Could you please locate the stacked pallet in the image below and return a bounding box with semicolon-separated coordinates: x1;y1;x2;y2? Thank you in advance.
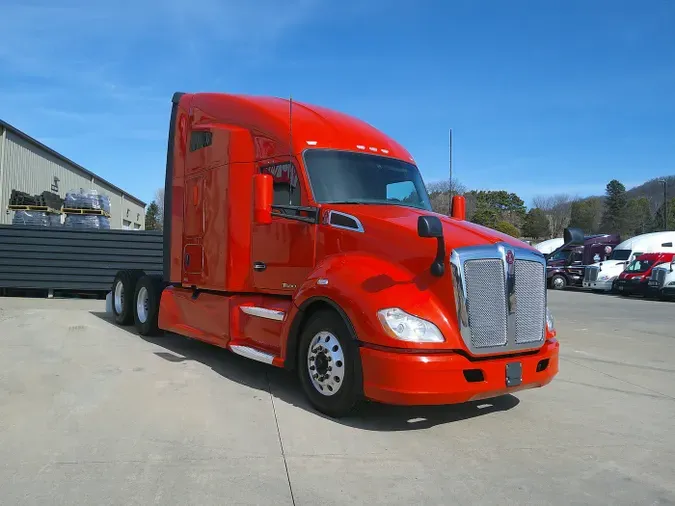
63;189;111;229
7;188;113;229
8;190;64;227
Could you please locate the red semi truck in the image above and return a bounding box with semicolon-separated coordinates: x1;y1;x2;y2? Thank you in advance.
111;91;560;417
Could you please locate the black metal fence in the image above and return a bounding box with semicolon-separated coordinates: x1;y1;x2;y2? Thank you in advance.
0;225;163;292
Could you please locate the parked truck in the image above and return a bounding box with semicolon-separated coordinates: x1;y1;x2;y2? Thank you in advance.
583;231;675;292
545;233;620;290
110;91;561;417
615;252;675;296
647;257;675;300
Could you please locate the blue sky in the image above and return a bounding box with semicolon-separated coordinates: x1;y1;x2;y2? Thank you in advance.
1;0;674;208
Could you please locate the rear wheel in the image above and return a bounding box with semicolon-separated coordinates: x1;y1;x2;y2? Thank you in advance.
112;270;144;325
551;275;567;290
297;309;363;418
133;275;164;336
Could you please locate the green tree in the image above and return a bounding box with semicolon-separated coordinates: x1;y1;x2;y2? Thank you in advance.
599;179;629;235
145;201;160;230
495;221;520;237
469;190;526;229
522;208;550;239
626;197;652;236
648;197;675;232
569;199;603;234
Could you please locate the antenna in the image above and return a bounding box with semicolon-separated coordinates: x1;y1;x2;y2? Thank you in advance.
288;95;293;205
289;95;293;160
448;128;453;215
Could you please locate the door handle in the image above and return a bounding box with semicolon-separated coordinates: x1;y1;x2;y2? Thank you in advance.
253;262;266;272
184;253;191;267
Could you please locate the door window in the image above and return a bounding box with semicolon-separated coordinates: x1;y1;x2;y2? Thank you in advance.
260;162;302;212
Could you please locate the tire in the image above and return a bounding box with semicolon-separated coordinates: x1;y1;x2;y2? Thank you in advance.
297;309;363;418
111;269;144;325
550;275;567;290
133;275;164;336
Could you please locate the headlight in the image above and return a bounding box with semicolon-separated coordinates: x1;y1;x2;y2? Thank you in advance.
668;281;675;286
546;307;555;333
377;308;444;343
599;275;608;280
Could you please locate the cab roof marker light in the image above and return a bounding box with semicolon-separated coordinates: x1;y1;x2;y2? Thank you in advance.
306;140;317;145
369;147;378;152
381;149;389;154
356;145;366;150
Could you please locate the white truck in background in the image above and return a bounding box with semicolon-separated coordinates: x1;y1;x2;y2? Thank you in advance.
583;231;675;292
647;258;675;300
534;237;564;255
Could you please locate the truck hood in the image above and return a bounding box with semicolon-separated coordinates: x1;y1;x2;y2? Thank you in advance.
330;204;536;252
589;260;627;271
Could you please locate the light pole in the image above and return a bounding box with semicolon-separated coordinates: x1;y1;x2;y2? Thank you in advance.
658;179;667;230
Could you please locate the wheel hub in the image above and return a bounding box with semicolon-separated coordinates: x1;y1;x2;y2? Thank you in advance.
307;331;345;397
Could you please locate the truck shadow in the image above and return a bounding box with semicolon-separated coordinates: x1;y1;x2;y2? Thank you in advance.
90;311;520;431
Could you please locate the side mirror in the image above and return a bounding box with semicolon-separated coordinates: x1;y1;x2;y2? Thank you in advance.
563;227;584;246
451;195;466;221
671;260;675;272
418;216;445;276
418;215;443;238
253;174;273;224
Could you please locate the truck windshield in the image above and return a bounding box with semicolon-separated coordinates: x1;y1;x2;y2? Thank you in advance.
303;149;432;211
609;249;631;261
626;259;654;272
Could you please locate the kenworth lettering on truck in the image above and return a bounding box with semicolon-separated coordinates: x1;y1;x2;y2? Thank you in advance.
110;92;561;417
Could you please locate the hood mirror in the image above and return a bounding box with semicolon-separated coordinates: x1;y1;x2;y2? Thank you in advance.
418;216;445;277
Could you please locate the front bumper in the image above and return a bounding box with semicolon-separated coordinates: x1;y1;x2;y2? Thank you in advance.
582;278;615;291
615;278;648;295
359;339;559;406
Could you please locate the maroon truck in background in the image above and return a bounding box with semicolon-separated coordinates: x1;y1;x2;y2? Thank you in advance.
546;233;621;290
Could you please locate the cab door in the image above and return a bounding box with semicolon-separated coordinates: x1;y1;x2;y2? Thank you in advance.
250;159;316;293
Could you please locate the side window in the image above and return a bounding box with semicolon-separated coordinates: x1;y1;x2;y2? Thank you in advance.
260;162;301;207
190;131;212;152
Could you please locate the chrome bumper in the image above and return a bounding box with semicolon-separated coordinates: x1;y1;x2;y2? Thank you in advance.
582;278;615;291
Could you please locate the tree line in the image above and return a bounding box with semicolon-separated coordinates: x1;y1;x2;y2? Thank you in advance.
427;177;674;240
144;177;673;240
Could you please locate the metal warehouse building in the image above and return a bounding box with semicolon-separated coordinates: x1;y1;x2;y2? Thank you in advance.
0;119;146;229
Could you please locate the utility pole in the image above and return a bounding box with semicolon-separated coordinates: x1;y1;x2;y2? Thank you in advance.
448;128;453;215
659;179;668;232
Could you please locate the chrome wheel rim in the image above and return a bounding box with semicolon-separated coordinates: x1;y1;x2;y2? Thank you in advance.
136;286;149;323
553;277;565;289
307;331;345;396
114;281;124;314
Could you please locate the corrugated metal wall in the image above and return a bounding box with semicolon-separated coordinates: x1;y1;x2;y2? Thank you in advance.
0;225;162;291
0;128;146;229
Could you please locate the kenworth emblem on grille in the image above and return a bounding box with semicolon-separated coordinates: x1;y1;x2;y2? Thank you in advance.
505;250;515;265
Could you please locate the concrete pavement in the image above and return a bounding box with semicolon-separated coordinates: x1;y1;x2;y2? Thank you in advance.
0;291;673;505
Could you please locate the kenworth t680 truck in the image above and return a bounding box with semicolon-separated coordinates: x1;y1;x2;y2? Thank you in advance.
111;92;560;417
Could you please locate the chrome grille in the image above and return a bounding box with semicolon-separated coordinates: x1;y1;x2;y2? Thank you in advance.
651;268;666;288
514;260;546;343
451;243;547;356
585;266;599;282
464;259;508;348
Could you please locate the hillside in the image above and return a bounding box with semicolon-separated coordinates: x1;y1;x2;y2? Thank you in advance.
426;174;675;240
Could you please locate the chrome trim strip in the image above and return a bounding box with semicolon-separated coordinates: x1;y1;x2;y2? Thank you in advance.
451;242;547;356
230;345;275;365
240;306;285;321
324;210;365;233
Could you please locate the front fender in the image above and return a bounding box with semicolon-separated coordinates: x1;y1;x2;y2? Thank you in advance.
293;253;463;351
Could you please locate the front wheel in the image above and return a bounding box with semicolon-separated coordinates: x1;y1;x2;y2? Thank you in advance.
550;275;567;290
297;310;363;418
